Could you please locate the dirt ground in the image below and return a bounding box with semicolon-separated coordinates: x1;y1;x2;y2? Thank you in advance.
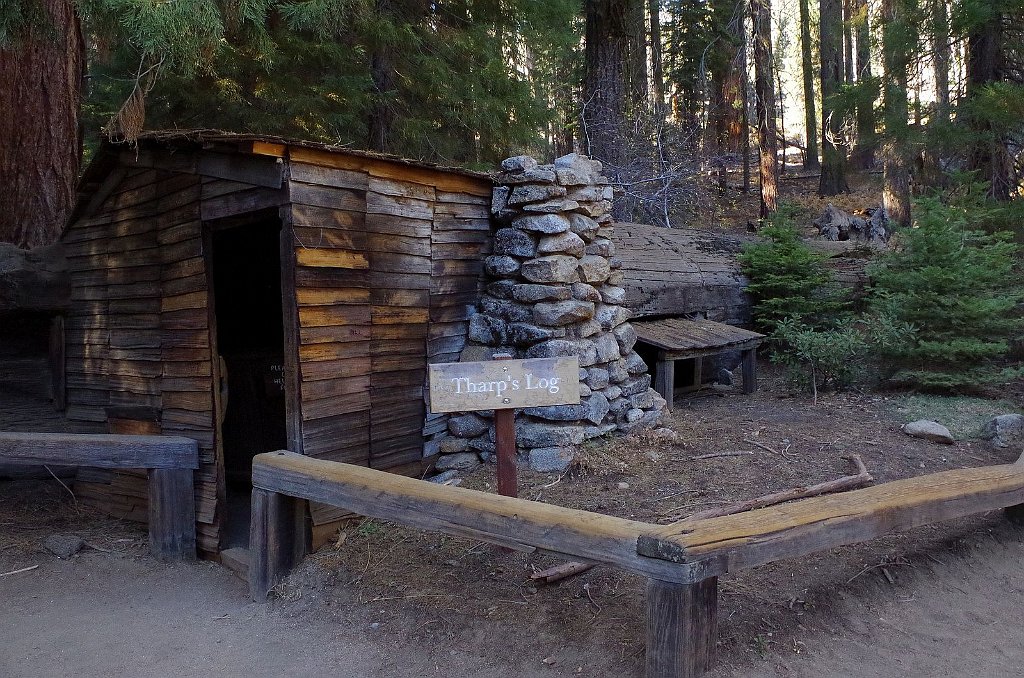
3;366;1023;677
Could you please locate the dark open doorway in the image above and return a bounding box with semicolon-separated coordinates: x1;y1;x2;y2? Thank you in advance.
209;215;287;550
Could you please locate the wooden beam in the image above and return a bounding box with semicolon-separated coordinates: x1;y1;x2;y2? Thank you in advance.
645;577;718;678
148;468;197;560
654;356;674;413
249;488;310;599
741;349;757;394
250;451;691;583
639;455;1024;580
0;432;198;469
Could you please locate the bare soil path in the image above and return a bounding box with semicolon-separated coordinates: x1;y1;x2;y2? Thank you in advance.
3;368;1024;677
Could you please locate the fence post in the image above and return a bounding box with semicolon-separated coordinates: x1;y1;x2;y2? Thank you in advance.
250;487;309;600
147;468;196;560
645;576;718;678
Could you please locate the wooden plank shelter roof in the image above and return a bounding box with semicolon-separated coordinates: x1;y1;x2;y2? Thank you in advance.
632;317;764;353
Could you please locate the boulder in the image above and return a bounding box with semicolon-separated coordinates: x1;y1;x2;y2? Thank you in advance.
481;297;532;323
513;213;571;234
981;414;1024;448
44;534;84;559
593;332;621;363
599;285;626;305
494;228;537;257
516;421;587;448
435;452;482;472
501;155;539;172
512;283;571;303
902;420;954;445
577;255;611;284
537;231;586;257
566;213;600;240
506;323;565;346
523;199;581;213
468;314;506;345
448;413;490;438
484;255;520;276
585;367;610;390
520;255;579;283
612;323;638;353
486;280;516;299
438;436;472;455
570;283;602;303
526;447;575;472
595;303;631;330
508;184;567;206
533;300;595;326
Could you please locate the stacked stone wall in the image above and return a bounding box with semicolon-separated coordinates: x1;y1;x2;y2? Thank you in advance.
434;153;665;473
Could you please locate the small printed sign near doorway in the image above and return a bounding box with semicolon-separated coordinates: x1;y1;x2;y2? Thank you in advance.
427;357;581;413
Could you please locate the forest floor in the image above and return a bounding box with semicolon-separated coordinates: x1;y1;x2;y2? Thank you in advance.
3;364;1023;677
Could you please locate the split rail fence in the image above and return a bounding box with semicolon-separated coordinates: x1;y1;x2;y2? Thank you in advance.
0;431;199;560
250;450;1024;678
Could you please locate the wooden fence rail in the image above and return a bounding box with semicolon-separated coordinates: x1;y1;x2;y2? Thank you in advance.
0;432;199;560
250;450;1024;678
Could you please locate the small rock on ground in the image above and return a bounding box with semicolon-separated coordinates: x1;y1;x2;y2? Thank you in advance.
981;414;1024;449
44;533;85;559
902;420;954;445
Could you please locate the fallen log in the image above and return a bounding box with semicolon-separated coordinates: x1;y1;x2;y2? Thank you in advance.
686;455;873;521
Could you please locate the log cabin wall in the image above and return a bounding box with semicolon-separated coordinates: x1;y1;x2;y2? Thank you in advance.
64;167;225;554
282;147;491;526
64;134;492;550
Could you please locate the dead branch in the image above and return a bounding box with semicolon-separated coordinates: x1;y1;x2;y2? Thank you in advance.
689;451;755;461
685;454;874;521
529;561;595;584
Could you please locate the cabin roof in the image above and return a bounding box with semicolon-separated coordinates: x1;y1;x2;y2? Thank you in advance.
71;129;493;226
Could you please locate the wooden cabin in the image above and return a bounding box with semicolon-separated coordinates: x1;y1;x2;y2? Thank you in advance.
62;131;493;556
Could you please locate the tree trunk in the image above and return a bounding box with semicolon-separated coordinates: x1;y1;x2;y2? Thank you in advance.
966;7;1011;200
843;0;854;83
649;0;666;116
798;0;821;170
741;35;752;195
584;0;632;216
850;0;876;168
818;0;848;195
881;0;912;228
0;0;84;248
626;0;649;114
932;0;950;124
367;0;399;153
752;0;779;218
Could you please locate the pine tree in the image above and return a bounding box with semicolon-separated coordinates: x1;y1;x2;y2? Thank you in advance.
881;0;914;228
798;0;821;170
868;181;1024;390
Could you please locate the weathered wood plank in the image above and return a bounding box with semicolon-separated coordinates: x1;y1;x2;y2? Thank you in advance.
249;488;309;599
295;248;370;270
250;451;688;583
638;456;1024;579
645;577;718;678
0;433;198;469
148;468;197;561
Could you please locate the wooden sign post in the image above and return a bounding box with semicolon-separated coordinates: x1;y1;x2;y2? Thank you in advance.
427;354;581;498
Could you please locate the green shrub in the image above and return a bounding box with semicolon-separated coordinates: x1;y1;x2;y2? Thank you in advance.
738;207;849;334
772;318;869;400
867;182;1024;390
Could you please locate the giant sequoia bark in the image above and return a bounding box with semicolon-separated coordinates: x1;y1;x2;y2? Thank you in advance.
881;0;912;228
0;0;84;248
966;8;1012;200
583;0;632;205
798;0;820;170
850;0;876;168
752;0;779;217
818;0;849;195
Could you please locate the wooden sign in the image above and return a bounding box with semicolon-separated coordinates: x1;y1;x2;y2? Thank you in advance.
427;357;581;414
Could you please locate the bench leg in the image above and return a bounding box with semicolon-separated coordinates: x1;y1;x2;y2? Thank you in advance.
1007;503;1024;526
646;576;718;678
250;488;309;600
147;468;196;561
741;349;757;394
655;356;675;412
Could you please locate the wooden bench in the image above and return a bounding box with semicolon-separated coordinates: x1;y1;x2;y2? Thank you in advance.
249;450;1024;678
632;318;765;410
0;432;199;560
